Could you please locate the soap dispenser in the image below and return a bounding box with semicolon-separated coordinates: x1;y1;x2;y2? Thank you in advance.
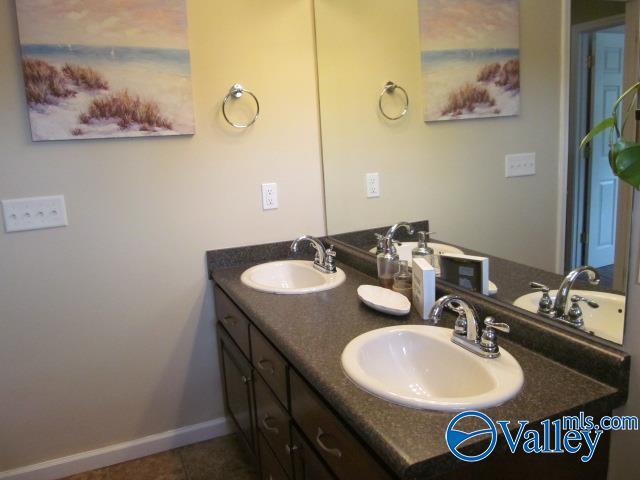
393;260;413;300
412;231;435;265
377;243;399;289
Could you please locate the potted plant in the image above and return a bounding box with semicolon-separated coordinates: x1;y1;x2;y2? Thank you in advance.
581;81;640;189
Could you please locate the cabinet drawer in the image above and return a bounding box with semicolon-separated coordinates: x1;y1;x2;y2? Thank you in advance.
215;286;251;359
290;371;391;480
259;432;289;480
291;426;336;480
255;374;293;478
251;325;288;408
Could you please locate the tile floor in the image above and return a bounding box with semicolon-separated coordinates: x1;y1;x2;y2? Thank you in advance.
60;434;258;480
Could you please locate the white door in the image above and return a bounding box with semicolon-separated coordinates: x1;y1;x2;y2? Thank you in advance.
586;30;625;268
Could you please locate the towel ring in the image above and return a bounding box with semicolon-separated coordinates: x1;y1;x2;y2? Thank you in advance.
378;81;409;120
222;84;260;128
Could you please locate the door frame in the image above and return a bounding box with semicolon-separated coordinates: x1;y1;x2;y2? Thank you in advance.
565;13;627;278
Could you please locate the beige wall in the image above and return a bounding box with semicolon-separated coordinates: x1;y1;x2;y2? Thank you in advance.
0;0;324;472
316;0;563;271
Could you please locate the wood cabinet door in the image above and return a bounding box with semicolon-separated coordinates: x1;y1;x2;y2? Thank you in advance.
218;323;256;453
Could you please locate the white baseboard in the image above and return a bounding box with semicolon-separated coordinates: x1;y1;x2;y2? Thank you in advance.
0;417;232;480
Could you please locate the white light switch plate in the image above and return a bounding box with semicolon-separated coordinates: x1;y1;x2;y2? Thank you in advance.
505;153;536;178
366;173;380;198
261;183;278;210
2;195;69;233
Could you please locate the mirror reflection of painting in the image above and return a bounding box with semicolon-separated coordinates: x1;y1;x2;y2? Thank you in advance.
419;0;521;121
15;0;195;141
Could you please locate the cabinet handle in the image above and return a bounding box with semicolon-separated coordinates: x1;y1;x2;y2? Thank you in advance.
261;415;280;435
222;315;238;325
241;375;251;384
257;358;275;375
285;443;299;456
315;427;342;458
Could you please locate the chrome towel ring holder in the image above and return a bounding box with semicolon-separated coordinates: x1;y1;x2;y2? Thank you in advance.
378;81;409;120
222;84;260;128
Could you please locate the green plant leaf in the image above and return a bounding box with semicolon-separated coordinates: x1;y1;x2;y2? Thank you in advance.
611;81;640;117
580;117;615;150
613;143;640;189
609;140;634;174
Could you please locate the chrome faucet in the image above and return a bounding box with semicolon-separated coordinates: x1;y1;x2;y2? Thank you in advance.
290;235;337;274
375;222;415;258
553;266;600;316
530;266;600;328
428;295;510;358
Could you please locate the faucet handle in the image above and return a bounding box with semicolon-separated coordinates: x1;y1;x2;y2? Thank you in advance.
566;295;598;327
529;281;550;293
530;282;554;315
570;294;599;309
480;317;509;356
484;316;510;333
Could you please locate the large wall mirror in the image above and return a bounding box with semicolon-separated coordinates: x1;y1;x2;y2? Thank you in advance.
315;0;635;345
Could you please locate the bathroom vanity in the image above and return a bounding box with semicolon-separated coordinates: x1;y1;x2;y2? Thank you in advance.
207;240;629;480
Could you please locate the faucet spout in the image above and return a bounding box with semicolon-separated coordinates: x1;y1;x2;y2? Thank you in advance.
291;235;326;265
553;266;600;316
290;235;337;274
379;222;415;255
428;294;480;341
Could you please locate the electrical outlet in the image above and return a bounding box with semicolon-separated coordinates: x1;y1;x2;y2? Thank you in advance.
261;183;278;210
505;153;536;178
2;195;69;233
366;173;380;198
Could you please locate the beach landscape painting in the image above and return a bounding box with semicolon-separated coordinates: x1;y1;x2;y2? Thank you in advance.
419;0;520;122
15;0;195;141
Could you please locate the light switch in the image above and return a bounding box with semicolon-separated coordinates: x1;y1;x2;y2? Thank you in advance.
505;153;536;178
2;195;68;233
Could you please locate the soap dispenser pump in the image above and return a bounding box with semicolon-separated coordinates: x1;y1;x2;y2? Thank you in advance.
412;231;435;264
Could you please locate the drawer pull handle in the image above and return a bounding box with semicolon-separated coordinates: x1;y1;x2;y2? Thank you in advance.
222;315;238;325
285;443;299;455
257;358;275;375
316;427;342;458
261;415;280;435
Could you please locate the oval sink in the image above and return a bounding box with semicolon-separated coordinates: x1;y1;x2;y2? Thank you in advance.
341;325;523;411
513;290;625;344
241;260;346;295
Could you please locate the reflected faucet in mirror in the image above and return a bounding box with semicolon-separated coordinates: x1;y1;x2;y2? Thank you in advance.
530;266;601;328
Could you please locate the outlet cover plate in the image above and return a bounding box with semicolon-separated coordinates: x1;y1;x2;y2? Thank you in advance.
261;183;278;210
366;173;380;198
2;195;69;233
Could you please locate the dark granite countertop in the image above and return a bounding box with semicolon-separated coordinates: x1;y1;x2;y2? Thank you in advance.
209;259;621;479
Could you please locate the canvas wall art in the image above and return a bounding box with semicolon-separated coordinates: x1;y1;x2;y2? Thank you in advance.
419;0;520;122
15;0;195;141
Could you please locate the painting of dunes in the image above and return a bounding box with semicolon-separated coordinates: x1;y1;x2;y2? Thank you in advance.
419;0;520;122
15;0;195;141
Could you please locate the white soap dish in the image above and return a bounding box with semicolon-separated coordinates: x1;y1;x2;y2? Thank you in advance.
357;285;411;316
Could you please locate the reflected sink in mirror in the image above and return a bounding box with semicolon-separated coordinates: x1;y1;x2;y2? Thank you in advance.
341;325;523;411
513;290;625;344
241;260;346;295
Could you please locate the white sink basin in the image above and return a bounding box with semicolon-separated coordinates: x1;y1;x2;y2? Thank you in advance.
513;290;625;344
341;325;523;411
241;260;346;295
